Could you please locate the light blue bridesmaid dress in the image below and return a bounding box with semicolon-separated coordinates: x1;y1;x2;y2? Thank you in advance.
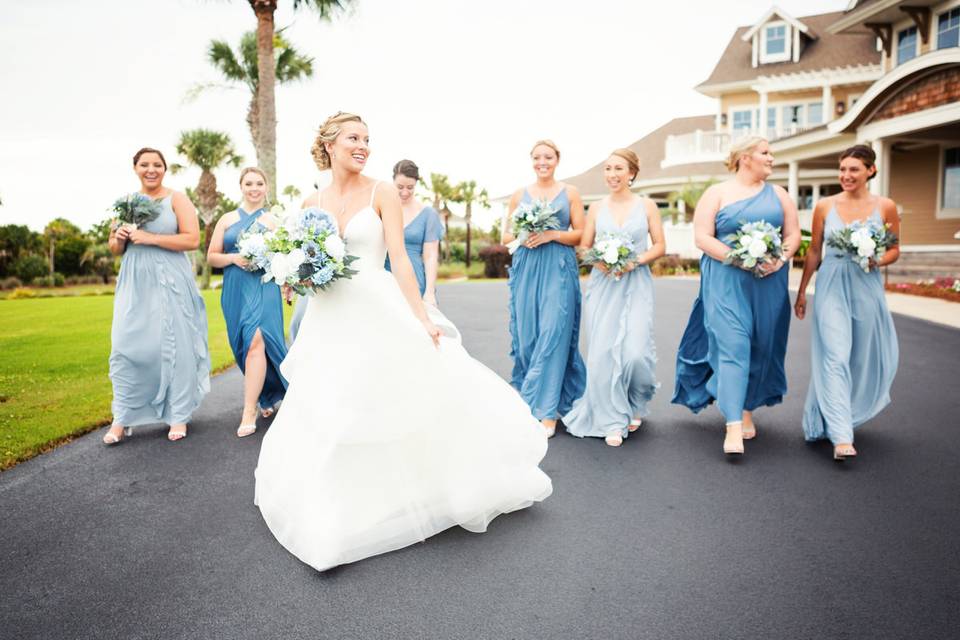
221;208;288;410
563;199;658;439
802;207;898;444
672;183;790;423
508;188;587;421
109;194;210;426
384;206;444;296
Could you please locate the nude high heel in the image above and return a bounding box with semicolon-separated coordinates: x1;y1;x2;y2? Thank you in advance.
724;421;744;455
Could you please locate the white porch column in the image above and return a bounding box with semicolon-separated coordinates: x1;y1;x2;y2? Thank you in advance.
811;183;821;206
759;90;768;137
715;104;722;131
871;138;890;196
788;161;800;204
677;198;686;220
822;84;833;122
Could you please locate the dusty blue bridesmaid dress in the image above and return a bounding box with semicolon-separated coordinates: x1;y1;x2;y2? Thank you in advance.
672;183;790;423
802;207;898;444
109;194;210;426
508;188;587;421
384;206;444;296
563;200;658;439
221;208;288;410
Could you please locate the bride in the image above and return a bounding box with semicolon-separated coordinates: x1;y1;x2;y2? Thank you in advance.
254;112;553;572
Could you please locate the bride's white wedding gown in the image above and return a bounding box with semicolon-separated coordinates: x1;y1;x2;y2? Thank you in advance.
254;195;552;572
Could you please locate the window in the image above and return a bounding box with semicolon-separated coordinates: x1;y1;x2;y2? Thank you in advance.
782;104;804;132
944;147;960;211
797;186;814;210
808;103;823;125
732;110;753;131
765;25;786;55
939;8;960;49
897;26;917;65
767;107;777;131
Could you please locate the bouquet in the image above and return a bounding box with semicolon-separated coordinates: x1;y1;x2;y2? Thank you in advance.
506;199;562;254
241;207;358;295
235;204;288;272
826;219;897;272
723;220;784;278
581;232;637;281
110;193;163;231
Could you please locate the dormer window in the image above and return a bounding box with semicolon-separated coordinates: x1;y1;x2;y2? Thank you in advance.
760;21;791;63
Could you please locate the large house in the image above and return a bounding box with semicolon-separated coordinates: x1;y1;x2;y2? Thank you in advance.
563;2;960;275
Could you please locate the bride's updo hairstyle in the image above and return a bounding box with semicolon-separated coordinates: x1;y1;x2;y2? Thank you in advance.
311;111;365;171
610;148;640;184
725;135;767;172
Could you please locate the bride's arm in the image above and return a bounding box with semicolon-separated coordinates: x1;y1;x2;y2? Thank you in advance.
378;183;441;344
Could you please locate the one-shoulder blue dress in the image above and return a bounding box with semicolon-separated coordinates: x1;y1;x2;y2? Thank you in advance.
508;188;587;421
563;200;658;439
109;194;210;426
802;207;898;444
673;183;790;423
384;206;444;296
221;207;288;410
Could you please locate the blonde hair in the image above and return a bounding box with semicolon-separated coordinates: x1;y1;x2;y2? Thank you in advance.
610;148;640;183
311;111;365;171
725;135;767;172
238;166;267;185
530;139;561;160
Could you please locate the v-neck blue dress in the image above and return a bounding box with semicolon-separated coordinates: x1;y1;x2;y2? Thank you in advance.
384;206;444;296
802;206;898;445
221;207;288;409
672;183;790;423
508;188;587;421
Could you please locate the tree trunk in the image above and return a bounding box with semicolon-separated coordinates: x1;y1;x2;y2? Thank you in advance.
252;1;278;202
247;92;261;165
465;203;472;268
196;169;219;290
48;239;55;276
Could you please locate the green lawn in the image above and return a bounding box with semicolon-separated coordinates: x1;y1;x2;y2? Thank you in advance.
0;290;280;470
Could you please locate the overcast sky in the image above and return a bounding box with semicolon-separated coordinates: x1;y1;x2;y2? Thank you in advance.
0;0;847;231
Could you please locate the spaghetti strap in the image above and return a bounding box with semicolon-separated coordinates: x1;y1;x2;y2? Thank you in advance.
369;181;380;207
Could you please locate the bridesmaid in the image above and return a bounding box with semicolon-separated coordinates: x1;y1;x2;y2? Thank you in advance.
384;159;443;305
672;136;800;455
104;147;211;444
794;145;899;460
563;149;665;446
207;167;289;437
502;140;587;437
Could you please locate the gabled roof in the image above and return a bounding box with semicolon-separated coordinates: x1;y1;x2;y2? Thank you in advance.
698;11;880;91
741;5;813;41
562;115;724;197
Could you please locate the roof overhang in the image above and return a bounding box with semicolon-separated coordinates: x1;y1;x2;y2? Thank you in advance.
829;48;960;134
829;0;940;35
741;5;813;41
750;63;883;92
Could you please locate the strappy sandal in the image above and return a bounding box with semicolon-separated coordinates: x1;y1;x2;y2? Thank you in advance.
260;406;275;419
237;424;257;438
167;425;188;442
742;422;757;440
103;425;131;446
605;430;624;447
724;422;744;455
833;444;857;461
628;418;642;433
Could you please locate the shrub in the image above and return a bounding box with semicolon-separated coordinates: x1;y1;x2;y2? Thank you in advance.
447;241;482;264
30;273;65;288
6;287;37;300
13;255;49;282
0;276;23;290
650;255;700;276
64;274;104;286
478;244;512;278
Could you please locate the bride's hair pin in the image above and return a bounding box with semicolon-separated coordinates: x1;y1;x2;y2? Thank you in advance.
311;111;365;171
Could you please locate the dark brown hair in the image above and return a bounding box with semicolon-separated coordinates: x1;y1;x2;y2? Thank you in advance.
393;159;420;181
839;144;877;180
133;147;167;170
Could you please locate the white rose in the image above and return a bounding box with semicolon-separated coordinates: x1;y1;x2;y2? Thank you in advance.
287;247;306;269
269;253;293;283
739;235;753;248
748;237;768;259
602;247;620;264
857;238;877;257
324;235;346;261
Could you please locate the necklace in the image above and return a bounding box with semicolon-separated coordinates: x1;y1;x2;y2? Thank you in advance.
321;183;364;216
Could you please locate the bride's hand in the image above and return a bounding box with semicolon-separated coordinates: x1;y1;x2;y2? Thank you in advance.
421;318;441;348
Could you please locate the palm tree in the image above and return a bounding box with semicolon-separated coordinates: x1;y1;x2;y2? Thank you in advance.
668;180;715;224
424;172;454;260
282;184;301;203
245;0;352;199
43;218;81;276
450;180;489;268
172;129;244;289
194;29;313;187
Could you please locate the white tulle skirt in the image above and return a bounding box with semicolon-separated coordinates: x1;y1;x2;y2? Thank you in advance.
254;269;552;572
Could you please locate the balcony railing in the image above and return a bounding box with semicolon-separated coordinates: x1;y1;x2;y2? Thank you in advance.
663;125;821;168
